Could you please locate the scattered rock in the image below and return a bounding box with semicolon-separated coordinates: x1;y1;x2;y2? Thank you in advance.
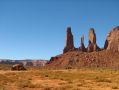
11;64;26;71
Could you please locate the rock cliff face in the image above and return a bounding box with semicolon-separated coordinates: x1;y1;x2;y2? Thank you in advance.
63;27;74;53
87;28;100;52
104;26;119;52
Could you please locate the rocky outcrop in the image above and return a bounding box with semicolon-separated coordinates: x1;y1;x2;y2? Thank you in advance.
80;34;86;51
47;50;118;68
104;26;119;52
63;27;74;53
87;28;100;52
11;64;26;71
47;25;119;68
63;27;101;53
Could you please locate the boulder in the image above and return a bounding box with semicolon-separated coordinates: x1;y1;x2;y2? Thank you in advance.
87;28;100;52
11;64;26;71
104;26;119;52
63;27;74;53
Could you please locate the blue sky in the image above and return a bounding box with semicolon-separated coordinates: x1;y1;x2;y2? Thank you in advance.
0;0;119;60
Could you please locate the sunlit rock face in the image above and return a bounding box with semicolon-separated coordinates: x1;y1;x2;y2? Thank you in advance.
104;26;119;52
87;28;100;52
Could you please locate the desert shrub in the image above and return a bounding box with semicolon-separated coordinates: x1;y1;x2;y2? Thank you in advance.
112;85;118;89
59;84;73;90
65;66;73;69
95;76;112;83
28;84;42;88
45;74;49;77
67;80;73;84
16;80;30;88
77;83;83;87
43;87;52;90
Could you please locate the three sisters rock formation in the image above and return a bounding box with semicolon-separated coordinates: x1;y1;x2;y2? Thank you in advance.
48;26;119;68
63;26;119;53
63;27;101;53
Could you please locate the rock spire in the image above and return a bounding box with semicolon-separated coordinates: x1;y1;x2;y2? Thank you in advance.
87;28;100;52
63;27;74;53
80;34;86;51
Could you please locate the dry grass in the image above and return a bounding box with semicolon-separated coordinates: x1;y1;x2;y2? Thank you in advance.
0;64;12;70
0;66;119;90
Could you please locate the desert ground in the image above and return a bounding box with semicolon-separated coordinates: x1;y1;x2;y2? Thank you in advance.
0;64;119;90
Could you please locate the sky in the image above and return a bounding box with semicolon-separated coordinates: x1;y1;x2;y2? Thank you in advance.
0;0;119;60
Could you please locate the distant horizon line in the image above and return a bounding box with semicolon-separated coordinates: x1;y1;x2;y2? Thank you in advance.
0;59;49;60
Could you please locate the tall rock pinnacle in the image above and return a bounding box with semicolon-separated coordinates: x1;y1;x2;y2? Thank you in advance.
104;26;119;52
80;34;86;51
87;28;100;52
89;28;96;44
63;27;74;53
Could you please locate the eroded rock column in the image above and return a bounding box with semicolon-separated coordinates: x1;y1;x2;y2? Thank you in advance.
63;27;74;53
80;34;86;51
87;28;99;52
